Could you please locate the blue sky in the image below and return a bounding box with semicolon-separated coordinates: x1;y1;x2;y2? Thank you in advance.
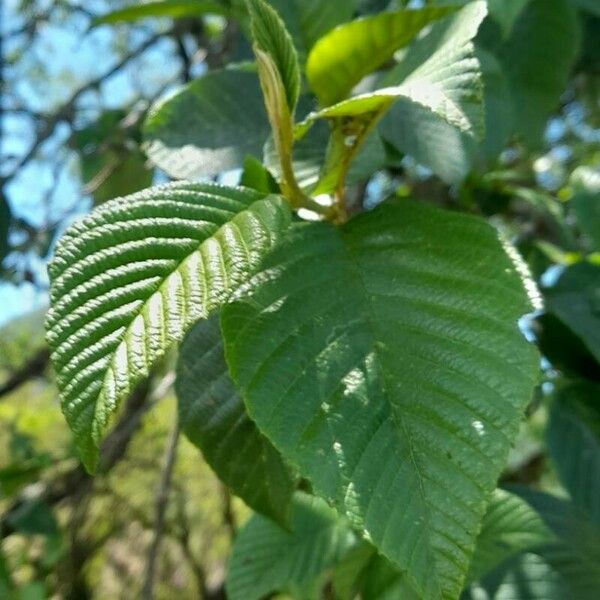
1;0;181;325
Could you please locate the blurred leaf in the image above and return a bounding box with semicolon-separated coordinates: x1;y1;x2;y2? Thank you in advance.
143;69;269;179
239;155;280;193
467;489;554;582
513;488;600;599
548;382;600;524
543;262;600;363
306;6;456;106
92;0;228;25
0;458;50;498
269;0;356;63
498;0;580;146
570;166;600;252
176;316;295;526
6;500;58;537
226;492;356;600
576;0;600;16
532;313;600;381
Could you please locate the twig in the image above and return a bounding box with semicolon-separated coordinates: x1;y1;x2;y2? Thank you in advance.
0;347;50;399
142;416;181;599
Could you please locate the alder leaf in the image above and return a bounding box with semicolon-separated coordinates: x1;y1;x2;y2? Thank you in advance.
46;182;291;471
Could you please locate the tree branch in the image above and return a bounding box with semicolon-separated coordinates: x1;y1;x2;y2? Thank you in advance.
142;416;180;599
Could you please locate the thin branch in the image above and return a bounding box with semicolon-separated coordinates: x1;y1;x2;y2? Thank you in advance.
0;347;50;399
1;31;167;186
142;416;181;600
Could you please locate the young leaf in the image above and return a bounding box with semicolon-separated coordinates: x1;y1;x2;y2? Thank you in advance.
92;0;228;26
222;199;539;599
176;316;295;525
143;69;269;180
46;182;291;472
306;6;457;107
547;383;600;525
226;492;356;600
247;0;301;112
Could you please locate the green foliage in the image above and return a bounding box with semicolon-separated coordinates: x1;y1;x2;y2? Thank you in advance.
46;182;291;470
93;0;228;26
143;69;269;179
0;194;10;266
36;0;600;598
306;6;456;107
176;316;294;525
221;199;539;599
226;492;356;600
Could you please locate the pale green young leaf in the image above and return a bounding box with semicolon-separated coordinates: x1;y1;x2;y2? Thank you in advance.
46;182;291;472
222;199;539;599
176;316;295;525
247;0;301;111
297;2;487;140
143;69;269;180
306;6;457;107
226;492;356;600
92;0;228;26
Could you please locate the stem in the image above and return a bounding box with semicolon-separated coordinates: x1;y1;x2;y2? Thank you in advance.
142;417;180;600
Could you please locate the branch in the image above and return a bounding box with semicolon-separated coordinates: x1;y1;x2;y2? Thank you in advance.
142;416;180;600
0;347;50;399
1;31;167;186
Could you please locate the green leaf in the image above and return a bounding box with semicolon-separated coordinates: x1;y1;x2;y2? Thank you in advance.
226;492;356;600
486;0;529;36
306;6;456;107
46;182;291;471
6;500;58;537
513;488;600;599
463;553;571;600
576;0;600;17
570;166;600;252
176;315;295;525
247;0;301;111
269;0;356;63
547;382;600;525
497;0;580;146
240;155;280;194
222;198;539;599
92;0;228;26
143;69;269;180
265;120;388;193
542;262;600;364
468;489;554;582
297;0;487;186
